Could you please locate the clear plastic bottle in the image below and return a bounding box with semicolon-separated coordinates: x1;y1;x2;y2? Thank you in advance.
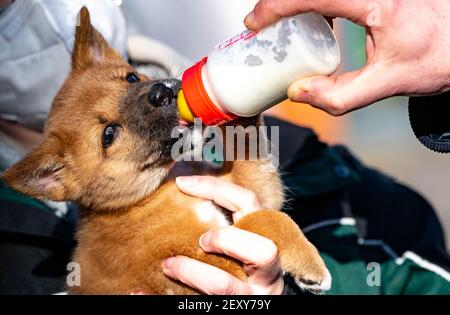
177;12;340;125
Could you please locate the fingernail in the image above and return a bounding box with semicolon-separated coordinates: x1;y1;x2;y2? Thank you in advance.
176;176;199;187
288;79;314;103
244;11;255;27
289;89;310;103
163;257;175;270
199;232;213;249
291;78;313;93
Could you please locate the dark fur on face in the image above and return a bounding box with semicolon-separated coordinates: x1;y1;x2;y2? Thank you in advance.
119;79;181;170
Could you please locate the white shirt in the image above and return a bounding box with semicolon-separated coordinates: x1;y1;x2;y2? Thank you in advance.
0;0;127;131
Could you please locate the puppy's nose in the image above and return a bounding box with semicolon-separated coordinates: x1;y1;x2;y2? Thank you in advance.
148;83;175;107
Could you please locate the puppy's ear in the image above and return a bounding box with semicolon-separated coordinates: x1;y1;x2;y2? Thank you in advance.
72;6;123;70
3;138;67;201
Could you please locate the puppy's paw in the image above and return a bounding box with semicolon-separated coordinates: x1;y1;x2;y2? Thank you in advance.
291;267;332;294
285;245;332;295
233;210;332;294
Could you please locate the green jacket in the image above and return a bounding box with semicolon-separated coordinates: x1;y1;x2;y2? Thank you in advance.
267;117;450;294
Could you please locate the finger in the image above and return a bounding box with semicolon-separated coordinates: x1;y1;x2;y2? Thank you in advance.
245;0;369;30
162;256;250;295
199;226;281;286
287;63;396;115
176;176;261;218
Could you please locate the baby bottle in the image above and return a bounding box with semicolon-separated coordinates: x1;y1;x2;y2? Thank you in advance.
177;12;340;125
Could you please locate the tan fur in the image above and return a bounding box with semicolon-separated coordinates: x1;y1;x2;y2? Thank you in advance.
3;7;330;294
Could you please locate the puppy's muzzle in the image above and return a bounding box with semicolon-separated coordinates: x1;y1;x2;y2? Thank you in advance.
148;80;180;107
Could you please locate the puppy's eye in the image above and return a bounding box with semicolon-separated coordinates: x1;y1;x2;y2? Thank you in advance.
102;124;118;149
126;72;140;84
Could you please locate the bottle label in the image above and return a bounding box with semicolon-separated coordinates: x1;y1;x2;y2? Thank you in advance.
214;30;259;51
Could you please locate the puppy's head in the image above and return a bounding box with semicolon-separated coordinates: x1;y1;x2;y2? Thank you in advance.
3;7;181;211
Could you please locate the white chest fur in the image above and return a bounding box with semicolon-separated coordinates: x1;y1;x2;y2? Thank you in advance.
194;201;231;227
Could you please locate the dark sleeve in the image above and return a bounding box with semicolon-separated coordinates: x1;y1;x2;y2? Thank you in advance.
0;181;76;294
343;149;450;272
408;92;450;153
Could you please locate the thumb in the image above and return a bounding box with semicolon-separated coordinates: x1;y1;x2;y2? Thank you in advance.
287;65;394;115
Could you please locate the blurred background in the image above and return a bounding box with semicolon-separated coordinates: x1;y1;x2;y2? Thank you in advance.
121;0;449;246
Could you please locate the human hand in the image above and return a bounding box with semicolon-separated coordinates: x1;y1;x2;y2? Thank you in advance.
245;0;450;115
161;176;284;295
